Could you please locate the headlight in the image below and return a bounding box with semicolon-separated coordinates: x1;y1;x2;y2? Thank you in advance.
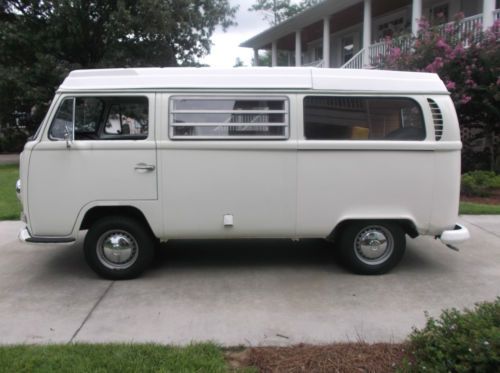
16;179;21;194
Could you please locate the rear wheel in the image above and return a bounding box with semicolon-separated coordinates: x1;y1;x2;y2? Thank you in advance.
338;221;405;275
84;216;155;280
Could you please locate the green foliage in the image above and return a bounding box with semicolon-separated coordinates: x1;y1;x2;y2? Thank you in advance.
400;299;500;373
375;16;500;172
0;0;237;134
253;49;292;66
0;164;21;220
0;128;27;153
0;343;232;372
249;0;320;25
234;57;245;67
461;170;500;197
459;202;500;215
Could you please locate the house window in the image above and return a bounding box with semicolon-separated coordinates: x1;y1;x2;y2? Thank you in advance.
303;96;426;140
430;3;449;24
169;97;289;139
49;96;148;140
376;17;406;40
313;46;323;61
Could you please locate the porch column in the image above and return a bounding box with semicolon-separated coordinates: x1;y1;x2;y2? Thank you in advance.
295;30;302;67
322;16;330;68
411;0;422;35
362;0;372;66
271;41;278;67
482;0;495;30
253;49;259;66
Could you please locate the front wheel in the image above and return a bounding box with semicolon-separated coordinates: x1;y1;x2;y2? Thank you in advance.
84;216;155;280
338;221;405;275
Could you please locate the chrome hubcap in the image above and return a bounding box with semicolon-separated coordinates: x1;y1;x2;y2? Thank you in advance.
354;226;394;265
96;230;138;269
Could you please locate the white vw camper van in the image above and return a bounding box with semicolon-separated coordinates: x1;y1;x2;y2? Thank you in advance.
16;67;469;279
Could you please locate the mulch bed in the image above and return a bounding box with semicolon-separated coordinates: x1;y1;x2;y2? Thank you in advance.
226;343;409;372
461;189;500;205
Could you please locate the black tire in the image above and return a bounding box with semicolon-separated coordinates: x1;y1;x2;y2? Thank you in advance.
84;215;155;280
338;221;405;275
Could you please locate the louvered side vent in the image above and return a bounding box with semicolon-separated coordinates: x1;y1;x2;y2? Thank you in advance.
428;98;443;141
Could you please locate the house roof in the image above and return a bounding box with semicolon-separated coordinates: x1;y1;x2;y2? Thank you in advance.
58;67;448;94
240;0;358;49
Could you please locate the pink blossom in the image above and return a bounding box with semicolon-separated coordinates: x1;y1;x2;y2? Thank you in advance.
453;12;464;22
461;95;472;105
453;43;465;55
418;17;430;30
436;38;448;49
496;78;500;87
390;47;401;58
445;23;454;34
446;81;456;90
426;57;444;72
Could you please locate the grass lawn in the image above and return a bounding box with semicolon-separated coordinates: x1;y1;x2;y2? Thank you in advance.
0;343;248;373
459;201;500;215
0;164;21;220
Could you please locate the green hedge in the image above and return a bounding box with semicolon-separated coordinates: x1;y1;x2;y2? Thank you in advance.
401;299;500;372
461;171;500;197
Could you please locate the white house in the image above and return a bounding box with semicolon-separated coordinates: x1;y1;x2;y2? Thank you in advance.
240;0;500;68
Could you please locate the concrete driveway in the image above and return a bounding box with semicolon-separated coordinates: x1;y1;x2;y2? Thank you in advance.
0;216;499;346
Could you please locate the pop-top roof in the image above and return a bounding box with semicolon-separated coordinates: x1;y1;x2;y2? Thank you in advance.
58;67;448;94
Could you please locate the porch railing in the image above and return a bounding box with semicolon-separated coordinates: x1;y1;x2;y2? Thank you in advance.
340;49;365;69
341;34;412;69
302;59;324;67
494;9;500;21
342;13;487;69
436;13;483;46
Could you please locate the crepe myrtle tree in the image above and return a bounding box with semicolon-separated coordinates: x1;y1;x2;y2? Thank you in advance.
375;14;500;172
0;0;237;145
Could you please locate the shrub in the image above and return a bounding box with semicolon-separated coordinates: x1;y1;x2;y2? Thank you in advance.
461;171;500;197
0;128;27;153
375;17;500;172
401;299;500;373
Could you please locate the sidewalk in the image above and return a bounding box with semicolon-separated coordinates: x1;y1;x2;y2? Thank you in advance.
0;154;19;165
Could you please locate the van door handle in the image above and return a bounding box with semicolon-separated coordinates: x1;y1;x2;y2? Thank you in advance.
134;163;156;171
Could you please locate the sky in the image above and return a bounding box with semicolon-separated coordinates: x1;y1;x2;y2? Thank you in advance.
200;0;270;67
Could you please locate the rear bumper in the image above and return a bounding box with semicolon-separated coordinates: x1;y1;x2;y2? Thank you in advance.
19;227;75;244
439;224;470;244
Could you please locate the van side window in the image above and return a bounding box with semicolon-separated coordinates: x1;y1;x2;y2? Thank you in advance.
103;100;148;137
304;97;426;141
49;96;148;140
169;97;289;139
75;98;104;139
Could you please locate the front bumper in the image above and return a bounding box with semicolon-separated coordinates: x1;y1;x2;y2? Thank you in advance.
439;224;470;245
19;227;75;244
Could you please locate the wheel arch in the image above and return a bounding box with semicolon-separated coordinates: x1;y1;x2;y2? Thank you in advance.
79;205;156;238
328;218;419;241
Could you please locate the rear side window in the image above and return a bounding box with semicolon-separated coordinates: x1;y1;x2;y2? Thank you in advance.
304;97;425;140
49;96;148;140
169;97;289;139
